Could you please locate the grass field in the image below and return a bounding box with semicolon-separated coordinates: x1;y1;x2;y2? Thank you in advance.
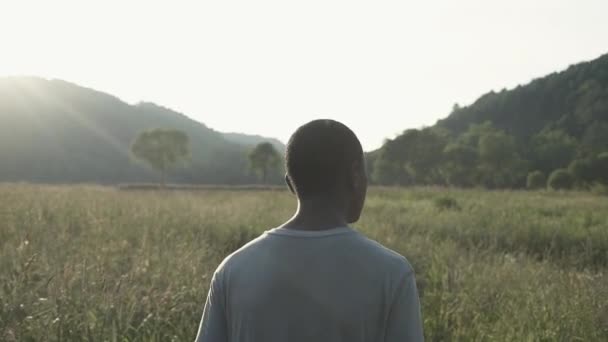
1;185;607;341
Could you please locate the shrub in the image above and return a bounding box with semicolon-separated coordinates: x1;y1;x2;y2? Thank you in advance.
433;196;461;211
597;152;608;184
568;159;594;186
548;169;574;190
590;182;608;196
526;171;546;189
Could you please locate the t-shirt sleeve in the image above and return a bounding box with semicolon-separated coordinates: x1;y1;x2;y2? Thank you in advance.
195;271;228;342
385;270;424;342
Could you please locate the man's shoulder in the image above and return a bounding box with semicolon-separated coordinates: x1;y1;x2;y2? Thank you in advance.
214;228;414;276
214;233;270;273
352;232;414;274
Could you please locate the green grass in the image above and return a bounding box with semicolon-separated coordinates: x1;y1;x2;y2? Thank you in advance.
1;185;607;341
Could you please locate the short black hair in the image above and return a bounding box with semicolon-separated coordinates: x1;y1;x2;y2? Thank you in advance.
286;119;364;198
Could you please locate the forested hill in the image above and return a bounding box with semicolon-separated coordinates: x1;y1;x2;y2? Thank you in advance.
0;77;284;184
221;132;286;154
437;53;608;140
372;53;608;189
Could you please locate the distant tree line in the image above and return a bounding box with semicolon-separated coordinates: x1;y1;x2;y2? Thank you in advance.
369;53;608;190
132;129;281;186
369;123;608;190
3;52;608;188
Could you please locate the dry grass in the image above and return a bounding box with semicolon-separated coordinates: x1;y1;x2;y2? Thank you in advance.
1;185;606;341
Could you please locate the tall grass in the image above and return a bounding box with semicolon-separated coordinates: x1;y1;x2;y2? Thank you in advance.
0;185;606;341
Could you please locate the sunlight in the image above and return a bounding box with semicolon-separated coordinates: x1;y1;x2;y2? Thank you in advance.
2;0;607;150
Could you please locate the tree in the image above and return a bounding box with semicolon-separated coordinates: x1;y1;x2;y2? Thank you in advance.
458;121;501;147
478;131;517;164
548;169;575;190
596;152;608;184
581;122;608;155
364;150;379;182
440;143;477;186
372;155;414;186
531;129;577;174
375;128;447;185
249;142;280;184
568;153;608;186
477;130;526;188
131;128;190;186
372;157;397;185
568;158;595;187
372;137;412;186
526;171;546;190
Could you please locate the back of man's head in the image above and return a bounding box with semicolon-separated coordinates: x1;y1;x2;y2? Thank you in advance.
285;119;364;199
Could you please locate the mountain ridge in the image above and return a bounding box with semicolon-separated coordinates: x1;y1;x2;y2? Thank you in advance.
0;77;284;184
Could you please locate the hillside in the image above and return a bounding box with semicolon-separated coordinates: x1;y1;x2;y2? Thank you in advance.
372;53;608;188
221;132;285;153
437;53;608;142
0;77;283;184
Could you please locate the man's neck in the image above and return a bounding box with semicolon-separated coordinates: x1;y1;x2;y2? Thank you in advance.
280;197;349;231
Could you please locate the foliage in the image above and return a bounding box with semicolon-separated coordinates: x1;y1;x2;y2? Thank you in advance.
548;169;575;190
440;143;477;187
131;129;190;185
526;171;546;189
581;121;608;154
248;142;281;183
369;53;608;189
568;158;594;187
433;196;461;211
531;129;577;174
1;185;607;341
597;152;608;184
476;130;526;188
372;149;410;186
372;128;447;185
590;182;608;196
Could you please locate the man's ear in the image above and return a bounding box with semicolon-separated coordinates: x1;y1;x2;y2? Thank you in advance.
285;174;296;195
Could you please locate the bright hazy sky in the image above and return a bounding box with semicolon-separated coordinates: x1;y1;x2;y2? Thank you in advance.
1;0;607;151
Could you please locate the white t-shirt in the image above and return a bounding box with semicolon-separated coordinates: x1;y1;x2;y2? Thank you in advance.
196;226;424;342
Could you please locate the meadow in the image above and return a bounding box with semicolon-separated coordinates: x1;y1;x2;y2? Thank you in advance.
1;184;607;341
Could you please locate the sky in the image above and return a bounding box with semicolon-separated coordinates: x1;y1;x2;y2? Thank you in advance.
1;0;607;151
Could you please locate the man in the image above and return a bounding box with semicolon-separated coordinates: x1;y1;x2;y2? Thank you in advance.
195;119;424;342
